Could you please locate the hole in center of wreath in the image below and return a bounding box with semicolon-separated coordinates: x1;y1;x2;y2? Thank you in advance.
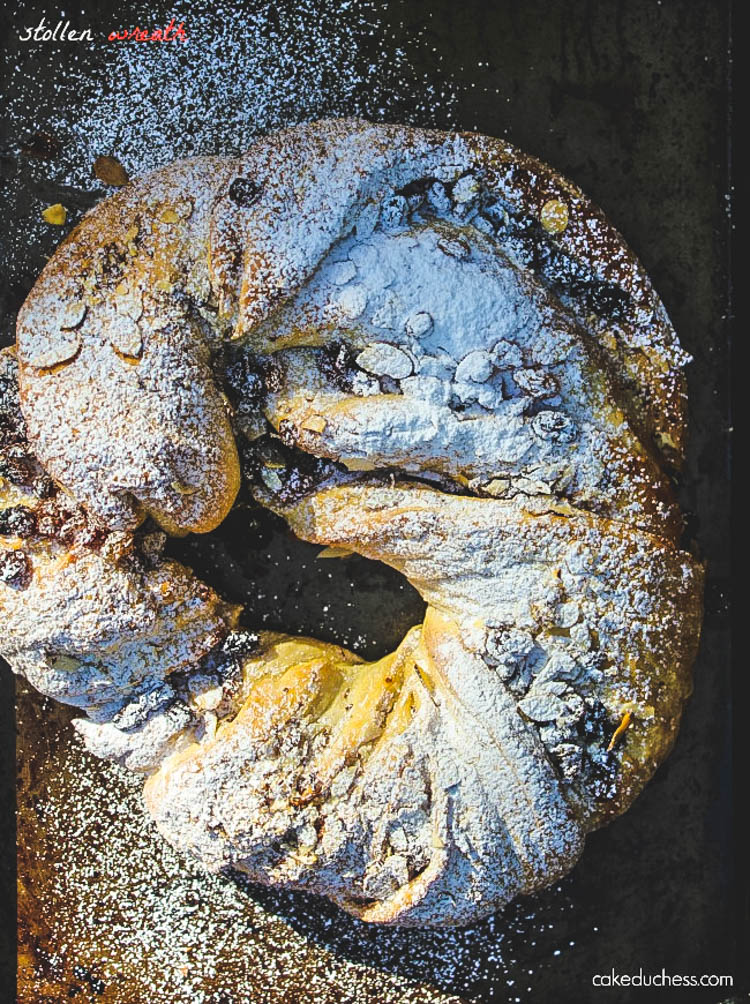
165;499;426;662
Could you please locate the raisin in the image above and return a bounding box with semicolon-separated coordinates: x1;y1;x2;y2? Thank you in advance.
277;455;338;504
0;449;34;486
228;177;263;207
72;965;104;995
96;242;128;285
221;630;260;658
31;475;56;499
319;339;356;393
277;419;298;447
578;281;629;318
0;414;23;448
224;354;264;405
395;176;435;198
0;506;37;538
261;355;286;394
0;550;32;589
578;697;610;743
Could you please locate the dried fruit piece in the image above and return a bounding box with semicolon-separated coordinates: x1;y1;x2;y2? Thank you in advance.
540;199;569;234
171;481;199;496
301;415;327;434
0;506;37;538
0;549;32;589
93;156;129;187
228;177;262;207
160;208;179;224
607;711;632;751
41;204;67;226
380;194;408;230
531;410;577;443
513;367;559;399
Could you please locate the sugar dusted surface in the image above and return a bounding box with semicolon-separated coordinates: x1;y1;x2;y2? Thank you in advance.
1;0;463;296
7;118;704;931
18;687;587;1004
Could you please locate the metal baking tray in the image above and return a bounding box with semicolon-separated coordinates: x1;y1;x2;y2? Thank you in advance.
1;1;738;1001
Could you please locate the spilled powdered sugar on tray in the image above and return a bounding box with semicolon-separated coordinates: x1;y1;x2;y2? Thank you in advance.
29;1;460;186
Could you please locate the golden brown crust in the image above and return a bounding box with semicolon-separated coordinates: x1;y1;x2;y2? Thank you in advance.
16;157;240;534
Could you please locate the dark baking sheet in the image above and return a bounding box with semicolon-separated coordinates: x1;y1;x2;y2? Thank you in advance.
0;1;739;1001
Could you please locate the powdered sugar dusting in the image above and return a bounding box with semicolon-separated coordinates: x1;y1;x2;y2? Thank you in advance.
18;688;586;1003
8;119;703;931
1;0;465;302
4;11;706;991
2;1;461;190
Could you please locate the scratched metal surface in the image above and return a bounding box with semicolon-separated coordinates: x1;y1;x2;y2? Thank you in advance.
0;1;736;1001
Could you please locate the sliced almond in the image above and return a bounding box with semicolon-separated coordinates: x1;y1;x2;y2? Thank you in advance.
109;317;143;359
175;198;194;220
316;546;354;559
540;199;569;234
437;235;470;259
171;480;199;496
60;301;87;330
28;329;81;369
356;343;413;380
482;478;511;497
115;291;144;322
342;457;374;472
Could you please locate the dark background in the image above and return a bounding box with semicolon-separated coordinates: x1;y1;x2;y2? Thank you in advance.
0;1;739;1001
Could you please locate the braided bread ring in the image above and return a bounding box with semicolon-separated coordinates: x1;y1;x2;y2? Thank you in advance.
4;120;703;926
